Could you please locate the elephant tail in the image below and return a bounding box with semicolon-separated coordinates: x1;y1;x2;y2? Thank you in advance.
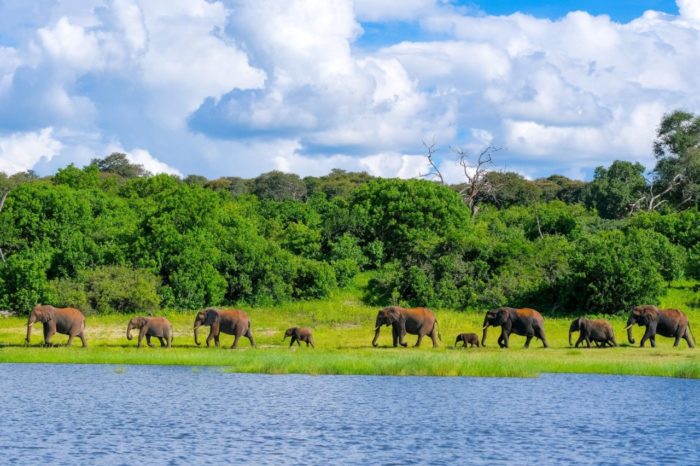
689;324;696;345
435;320;442;341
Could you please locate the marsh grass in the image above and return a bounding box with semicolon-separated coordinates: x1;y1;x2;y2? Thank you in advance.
1;279;698;378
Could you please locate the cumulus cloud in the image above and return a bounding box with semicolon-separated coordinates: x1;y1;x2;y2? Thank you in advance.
0;0;699;180
0;128;62;174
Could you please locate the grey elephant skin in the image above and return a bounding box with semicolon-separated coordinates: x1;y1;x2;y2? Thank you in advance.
482;307;548;348
127;316;173;348
372;306;441;348
626;305;695;348
283;327;315;348
26;304;87;347
194;308;256;349
455;332;480;348
569;317;616;348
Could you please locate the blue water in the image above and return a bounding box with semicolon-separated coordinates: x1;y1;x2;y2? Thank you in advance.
0;365;698;465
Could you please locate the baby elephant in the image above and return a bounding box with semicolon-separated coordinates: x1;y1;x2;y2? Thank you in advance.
127;316;173;348
569;317;616;348
283;327;315;348
455;332;480;348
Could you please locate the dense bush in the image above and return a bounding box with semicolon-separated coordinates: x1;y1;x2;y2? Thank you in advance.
0;155;696;315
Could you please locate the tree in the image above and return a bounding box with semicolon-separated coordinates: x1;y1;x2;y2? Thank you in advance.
252;171;307;201
586;160;647;219
0;188;8;263
91;153;150;178
652;110;700;208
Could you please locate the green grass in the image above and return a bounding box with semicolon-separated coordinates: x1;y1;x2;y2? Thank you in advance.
1;276;699;378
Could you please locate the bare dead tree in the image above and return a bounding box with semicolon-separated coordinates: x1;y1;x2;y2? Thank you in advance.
452;145;501;218
419;139;444;185
0;188;8;264
629;173;688;214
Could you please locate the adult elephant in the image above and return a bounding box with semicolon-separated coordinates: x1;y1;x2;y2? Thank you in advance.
626;305;695;348
371;306;441;348
127;316;173;348
569;317;616;348
482;307;548;348
194;308;256;349
25;304;87;347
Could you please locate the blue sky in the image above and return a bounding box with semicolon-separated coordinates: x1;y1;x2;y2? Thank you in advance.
0;0;699;181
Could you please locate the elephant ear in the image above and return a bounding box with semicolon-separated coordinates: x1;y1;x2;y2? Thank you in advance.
387;307;402;322
204;309;219;326
497;308;510;324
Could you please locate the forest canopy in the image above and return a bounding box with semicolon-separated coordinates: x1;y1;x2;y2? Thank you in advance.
0;112;698;315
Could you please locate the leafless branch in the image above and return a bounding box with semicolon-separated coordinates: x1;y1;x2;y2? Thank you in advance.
452;145;501;218
419;139;444;184
629;173;685;215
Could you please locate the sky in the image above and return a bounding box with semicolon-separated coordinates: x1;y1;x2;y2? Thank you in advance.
0;0;699;182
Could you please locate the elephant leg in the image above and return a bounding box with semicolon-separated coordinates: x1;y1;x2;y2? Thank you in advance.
138;328;147;348
296;338;301;347
158;337;166;347
44;325;56;347
414;333;424;347
391;327;398;347
683;328;695;348
674;333;682;347
289;336;296;347
524;334;533;348
500;331;509;348
231;334;241;349
245;329;256;348
214;334;220;347
610;337;617;347
429;328;438;348
585;336;591;348
399;328;408;347
309;337;315;349
147;335;155;348
65;333;75;347
650;335;656;348
640;327;654;347
206;329;214;348
536;328;549;348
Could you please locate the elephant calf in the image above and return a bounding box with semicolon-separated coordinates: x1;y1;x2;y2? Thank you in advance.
127;316;173;348
455;332;480;348
569;317;616;348
283;327;315;348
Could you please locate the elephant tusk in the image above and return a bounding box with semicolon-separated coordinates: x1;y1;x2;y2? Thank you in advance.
482;325;489;330
625;324;633;330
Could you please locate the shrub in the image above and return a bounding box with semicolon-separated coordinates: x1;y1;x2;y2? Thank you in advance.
84;266;161;313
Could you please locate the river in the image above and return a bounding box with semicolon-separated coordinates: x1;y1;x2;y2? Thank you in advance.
0;364;698;465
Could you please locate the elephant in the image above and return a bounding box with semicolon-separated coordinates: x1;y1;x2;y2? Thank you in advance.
569;317;616;348
127;316;173;348
455;332;480;348
283;327;315;348
626;305;695;348
482;307;548;348
371;306;441;348
194;308;256;349
25;304;87;347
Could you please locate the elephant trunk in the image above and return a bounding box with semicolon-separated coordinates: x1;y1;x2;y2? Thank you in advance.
481;324;489;347
372;326;381;347
25;316;34;344
126;321;134;340
568;329;573;346
194;323;201;346
626;319;635;344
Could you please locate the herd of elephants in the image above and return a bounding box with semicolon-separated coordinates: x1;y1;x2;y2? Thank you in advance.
22;303;696;350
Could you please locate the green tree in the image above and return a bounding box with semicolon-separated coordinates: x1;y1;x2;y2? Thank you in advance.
91;153;150;178
587;160;647;219
653;110;700;208
252;171;307;201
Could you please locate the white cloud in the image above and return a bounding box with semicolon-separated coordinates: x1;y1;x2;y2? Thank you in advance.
124;148;182;176
1;0;699;180
678;0;700;21
0;128;62;174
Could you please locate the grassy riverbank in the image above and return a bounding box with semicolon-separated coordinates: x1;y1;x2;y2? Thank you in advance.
1;278;698;378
